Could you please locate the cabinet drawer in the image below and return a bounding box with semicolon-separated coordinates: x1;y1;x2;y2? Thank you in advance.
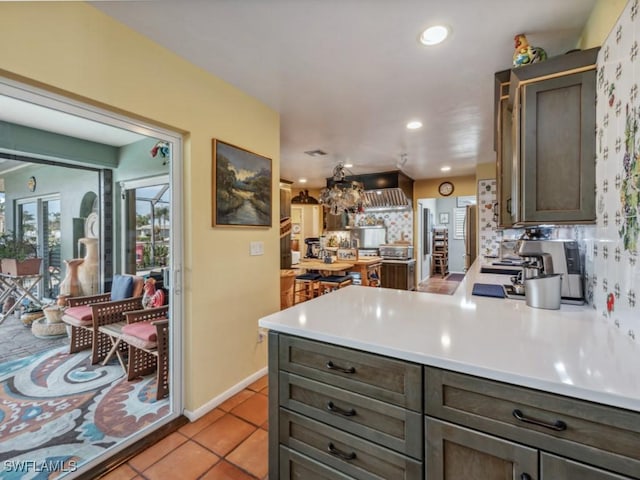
280;409;422;480
280;372;422;458
425;367;640;478
541;453;635;480
280;445;354;480
279;335;422;411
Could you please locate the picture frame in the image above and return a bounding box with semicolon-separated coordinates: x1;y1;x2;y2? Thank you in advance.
212;139;272;227
439;212;449;224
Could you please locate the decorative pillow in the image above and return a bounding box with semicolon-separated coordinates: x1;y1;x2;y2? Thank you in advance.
110;274;134;301
122;321;158;342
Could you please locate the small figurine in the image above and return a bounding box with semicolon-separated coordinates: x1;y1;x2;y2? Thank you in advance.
513;34;547;68
142;278;166;309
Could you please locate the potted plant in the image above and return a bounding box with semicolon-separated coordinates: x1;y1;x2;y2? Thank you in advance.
0;232;41;276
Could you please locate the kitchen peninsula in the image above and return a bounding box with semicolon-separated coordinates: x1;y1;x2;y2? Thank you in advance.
260;261;640;479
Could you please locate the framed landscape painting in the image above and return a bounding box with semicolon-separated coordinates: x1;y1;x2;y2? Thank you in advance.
212;139;272;227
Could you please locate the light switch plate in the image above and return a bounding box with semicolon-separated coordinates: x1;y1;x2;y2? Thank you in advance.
250;241;264;256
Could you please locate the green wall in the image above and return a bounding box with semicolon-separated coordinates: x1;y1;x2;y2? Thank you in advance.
2;129;168;277
0;121;118;167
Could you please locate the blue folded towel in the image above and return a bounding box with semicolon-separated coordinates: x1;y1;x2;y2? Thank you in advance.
472;283;506;298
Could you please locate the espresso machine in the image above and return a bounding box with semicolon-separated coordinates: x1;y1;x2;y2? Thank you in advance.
512;239;584;302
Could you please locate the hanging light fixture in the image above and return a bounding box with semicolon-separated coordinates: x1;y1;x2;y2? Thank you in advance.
319;163;366;215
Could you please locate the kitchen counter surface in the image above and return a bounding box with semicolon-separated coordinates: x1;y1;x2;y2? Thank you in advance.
297;259;355;272
259;259;640;412
349;256;383;265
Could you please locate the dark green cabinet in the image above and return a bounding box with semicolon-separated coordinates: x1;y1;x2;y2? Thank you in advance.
268;333;639;480
426;418;537;480
495;70;513;228
425;366;640;480
495;47;599;227
269;332;423;480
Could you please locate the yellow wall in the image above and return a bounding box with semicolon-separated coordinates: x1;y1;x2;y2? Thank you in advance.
413;174;477;203
0;3;279;410
579;0;627;49
475;162;497;183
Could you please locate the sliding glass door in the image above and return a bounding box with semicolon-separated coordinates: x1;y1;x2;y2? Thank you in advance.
16;195;61;299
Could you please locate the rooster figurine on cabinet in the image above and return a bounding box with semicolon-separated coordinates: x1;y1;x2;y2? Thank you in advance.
513;34;547;67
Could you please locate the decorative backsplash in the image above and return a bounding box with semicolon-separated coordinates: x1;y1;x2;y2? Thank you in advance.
353;211;413;243
584;0;640;343
477;179;500;257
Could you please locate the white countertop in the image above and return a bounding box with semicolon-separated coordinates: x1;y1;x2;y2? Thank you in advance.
260;260;640;412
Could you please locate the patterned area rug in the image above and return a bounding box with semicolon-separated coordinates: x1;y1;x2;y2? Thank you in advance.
417;274;463;295
0;346;169;478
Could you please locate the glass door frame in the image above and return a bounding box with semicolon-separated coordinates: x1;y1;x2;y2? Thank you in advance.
15;193;61;299
0;75;185;473
119;175;170;275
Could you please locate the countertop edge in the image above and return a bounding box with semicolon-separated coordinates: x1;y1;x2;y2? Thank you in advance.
258;318;640;413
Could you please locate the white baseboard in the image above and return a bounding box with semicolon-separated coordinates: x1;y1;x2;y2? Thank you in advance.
183;366;268;422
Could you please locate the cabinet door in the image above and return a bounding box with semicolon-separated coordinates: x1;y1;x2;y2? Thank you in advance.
381;263;406;290
519;70;596;224
495;71;513;228
426;418;538;480
541;453;633;480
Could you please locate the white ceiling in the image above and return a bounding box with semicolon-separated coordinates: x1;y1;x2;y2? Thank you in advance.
2;1;598;188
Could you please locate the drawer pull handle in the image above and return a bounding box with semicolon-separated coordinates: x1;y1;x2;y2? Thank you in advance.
520;474;532;480
326;361;356;374
327;401;356;417
328;442;357;461
512;409;567;431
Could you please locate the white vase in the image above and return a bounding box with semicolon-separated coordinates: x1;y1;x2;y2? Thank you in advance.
77;238;99;296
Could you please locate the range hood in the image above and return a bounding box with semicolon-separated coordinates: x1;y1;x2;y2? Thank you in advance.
324;170;414;212
363;188;411;210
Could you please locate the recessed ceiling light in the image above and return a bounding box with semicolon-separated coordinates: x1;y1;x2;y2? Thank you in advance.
440;166;451;172
407;121;423;130
299;178;307;183
419;25;449;46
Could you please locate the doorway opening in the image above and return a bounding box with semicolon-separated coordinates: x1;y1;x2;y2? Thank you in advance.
417;195;477;285
0;75;183;476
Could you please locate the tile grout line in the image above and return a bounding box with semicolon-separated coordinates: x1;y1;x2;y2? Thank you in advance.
124;387;268;479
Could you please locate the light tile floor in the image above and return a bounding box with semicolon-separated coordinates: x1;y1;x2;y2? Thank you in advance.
103;376;269;480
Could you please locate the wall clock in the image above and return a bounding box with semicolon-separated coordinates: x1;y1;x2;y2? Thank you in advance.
438;181;454;197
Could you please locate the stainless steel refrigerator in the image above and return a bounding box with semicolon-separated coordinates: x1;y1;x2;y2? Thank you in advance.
464;205;477;271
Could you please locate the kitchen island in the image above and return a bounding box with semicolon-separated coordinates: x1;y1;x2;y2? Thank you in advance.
260;260;640;479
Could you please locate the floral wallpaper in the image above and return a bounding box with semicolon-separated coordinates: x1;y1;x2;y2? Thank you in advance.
584;0;640;343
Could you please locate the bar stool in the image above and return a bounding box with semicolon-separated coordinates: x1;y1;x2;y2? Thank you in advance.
293;273;321;304
318;275;353;295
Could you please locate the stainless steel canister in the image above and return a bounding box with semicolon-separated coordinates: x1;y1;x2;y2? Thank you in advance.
524;273;562;310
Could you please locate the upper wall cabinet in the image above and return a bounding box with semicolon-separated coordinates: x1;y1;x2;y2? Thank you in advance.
495;47;599;227
494;70;513;228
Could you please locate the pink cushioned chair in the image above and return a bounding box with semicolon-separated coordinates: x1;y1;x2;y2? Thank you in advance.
121;306;170;400
61;274;144;364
